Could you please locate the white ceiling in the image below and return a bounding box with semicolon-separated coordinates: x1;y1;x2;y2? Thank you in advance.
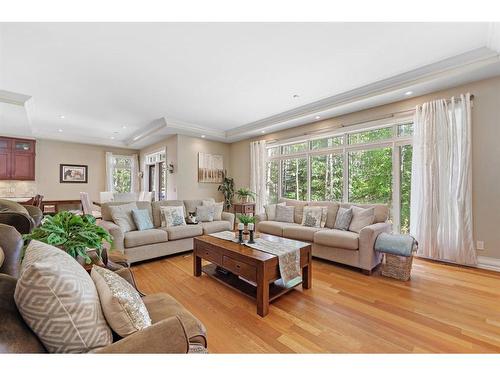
0;22;499;148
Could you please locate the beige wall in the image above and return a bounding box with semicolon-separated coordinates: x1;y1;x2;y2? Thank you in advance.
35;139;138;201
229;76;500;259
139;134;230;201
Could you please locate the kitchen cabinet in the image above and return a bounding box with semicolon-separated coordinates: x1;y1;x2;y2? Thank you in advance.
0;137;36;180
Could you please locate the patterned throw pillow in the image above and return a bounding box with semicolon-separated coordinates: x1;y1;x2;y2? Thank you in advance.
349;206;375;233
91;266;151;337
161;206;186;227
196;205;215;222
109;202;139;232
14;240;112;353
301;206;325;228
275;205;295;223
334;207;353;231
264;202;286;221
202;200;224;221
131;209;154;231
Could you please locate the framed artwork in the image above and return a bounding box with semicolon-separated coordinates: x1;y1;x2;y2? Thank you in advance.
60;164;88;183
198;152;224;183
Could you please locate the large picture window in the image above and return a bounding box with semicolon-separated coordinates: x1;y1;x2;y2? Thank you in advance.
266;121;413;233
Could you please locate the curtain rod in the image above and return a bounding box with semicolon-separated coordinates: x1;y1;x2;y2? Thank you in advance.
265;94;474;145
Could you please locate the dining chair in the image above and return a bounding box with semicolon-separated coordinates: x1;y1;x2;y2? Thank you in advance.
99;191;114;203
138;191;153;202
80;192;102;219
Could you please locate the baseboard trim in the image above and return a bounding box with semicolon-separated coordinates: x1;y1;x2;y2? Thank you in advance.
477;256;500;272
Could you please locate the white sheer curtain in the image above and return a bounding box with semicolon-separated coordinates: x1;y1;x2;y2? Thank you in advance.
131;153;139;193
105;152;114;192
410;93;476;265
250;140;267;214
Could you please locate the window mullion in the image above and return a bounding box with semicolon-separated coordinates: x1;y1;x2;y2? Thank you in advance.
342;134;349;203
392;143;401;233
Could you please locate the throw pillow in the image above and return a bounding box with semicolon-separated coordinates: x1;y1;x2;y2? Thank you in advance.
196;205;215;222
301;206;326;228
161;206;186;227
349;206;375;233
275;205;295;223
264;202;286;221
109;202;139;233
202;200;224;221
14;240;112;353
91;266;151;337
131;209;154;231
334;207;353;231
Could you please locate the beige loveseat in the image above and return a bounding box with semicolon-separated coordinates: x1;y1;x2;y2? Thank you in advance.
99;199;235;264
256;198;391;274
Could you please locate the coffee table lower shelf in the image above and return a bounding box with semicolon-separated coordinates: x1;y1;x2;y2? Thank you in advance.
202;263;302;303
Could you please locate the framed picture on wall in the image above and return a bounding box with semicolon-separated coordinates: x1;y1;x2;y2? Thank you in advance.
60;164;88;183
198;153;224;183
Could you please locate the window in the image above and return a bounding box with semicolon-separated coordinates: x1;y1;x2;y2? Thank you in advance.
266;120;413;233
348;147;392;204
310;154;343;201
144;150;167;201
281;158;307;200
112;156;133;193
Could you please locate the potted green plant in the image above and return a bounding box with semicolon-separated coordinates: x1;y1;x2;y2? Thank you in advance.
237;214;256;232
236;187;256;203
218;173;235;210
23;211;113;264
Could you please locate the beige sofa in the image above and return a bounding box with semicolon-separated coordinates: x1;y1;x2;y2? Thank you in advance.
256;198;391;274
99;199;235;264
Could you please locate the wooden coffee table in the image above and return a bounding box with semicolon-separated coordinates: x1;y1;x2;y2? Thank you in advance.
193;233;312;317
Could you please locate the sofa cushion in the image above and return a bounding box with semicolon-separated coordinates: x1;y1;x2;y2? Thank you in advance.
257;221;300;237
183;200;205;217
163;225;203;240
340;203;388;223
142;293;207;346
109;202;139;233
264;202;286;221
101;201;152;222
151;200;186;227
282;226;321;242
124;229;169;248
314;229;359;250
91;266;151;338
14;240;112;353
275;205;295;223
278;198;308;224
201;220;232;234
349;206;375;233
131;209;154;231
308;201;340;228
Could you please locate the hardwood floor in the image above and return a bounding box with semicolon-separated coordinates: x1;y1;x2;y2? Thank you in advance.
132;253;500;353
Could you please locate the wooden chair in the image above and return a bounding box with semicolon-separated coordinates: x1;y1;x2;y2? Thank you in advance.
80;192;102;219
32;194;44;209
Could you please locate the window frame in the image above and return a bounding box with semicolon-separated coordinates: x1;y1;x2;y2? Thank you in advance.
111;154;134;194
144;149;167;201
266;118;413;233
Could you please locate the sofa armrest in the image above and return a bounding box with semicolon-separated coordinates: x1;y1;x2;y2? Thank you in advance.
254;213;267;224
23;206;43;227
93;316;189;354
99;220;125;254
358;222;392;271
221;212;235;228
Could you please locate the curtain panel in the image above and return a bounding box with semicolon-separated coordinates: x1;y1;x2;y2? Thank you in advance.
410;93;476;265
250;140;267;214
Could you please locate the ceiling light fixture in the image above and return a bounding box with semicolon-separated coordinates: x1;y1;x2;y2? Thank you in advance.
315;115;321;120
59;115;65;119
111;136;115;140
293;94;300;99
261;130;266;134
58;129;63;132
405;91;413;96
122;125;127;129
201;135;206;138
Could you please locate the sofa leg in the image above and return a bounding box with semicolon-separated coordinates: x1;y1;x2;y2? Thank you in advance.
362;269;372;276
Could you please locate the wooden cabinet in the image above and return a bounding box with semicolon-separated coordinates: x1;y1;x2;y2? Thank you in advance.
0;137;36;180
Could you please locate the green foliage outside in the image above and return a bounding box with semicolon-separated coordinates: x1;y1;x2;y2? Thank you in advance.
23;212;113;263
266;125;413;233
113;156;132;193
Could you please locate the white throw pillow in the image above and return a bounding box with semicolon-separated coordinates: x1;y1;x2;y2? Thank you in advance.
109;202;139;232
160;206;186;227
349;206;375;233
264;202;286;221
275;205;295;223
196;205;215;222
202;200;224;221
301;206;328;228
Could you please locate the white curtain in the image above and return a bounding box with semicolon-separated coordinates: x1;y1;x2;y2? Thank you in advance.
410;93;476;265
250;140;267;214
131;153;139;193
105;152;114;192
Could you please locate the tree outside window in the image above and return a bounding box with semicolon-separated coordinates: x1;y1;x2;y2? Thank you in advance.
112;156;132;193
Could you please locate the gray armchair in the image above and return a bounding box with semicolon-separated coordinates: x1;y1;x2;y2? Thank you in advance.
0;199;42;234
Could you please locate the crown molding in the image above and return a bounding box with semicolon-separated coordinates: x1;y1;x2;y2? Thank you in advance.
164;117;226;140
125;118;167;146
0;89;31;106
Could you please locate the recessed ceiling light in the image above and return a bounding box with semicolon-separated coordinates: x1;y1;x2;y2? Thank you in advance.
122;125;127;129
293;94;300;99
405;91;413;96
201;135;206;138
58;129;63;133
59;115;65;119
111;136;115;140
315;115;321;120
261;130;266;134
